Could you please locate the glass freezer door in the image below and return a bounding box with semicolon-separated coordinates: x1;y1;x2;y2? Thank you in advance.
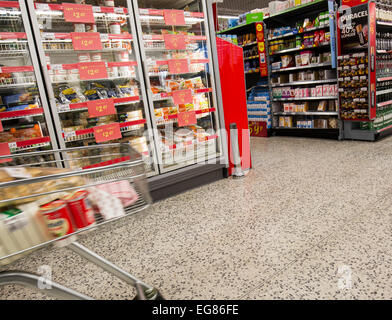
0;0;58;166
132;0;222;173
27;0;159;175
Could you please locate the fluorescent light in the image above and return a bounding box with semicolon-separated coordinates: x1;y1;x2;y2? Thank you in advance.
218;15;238;19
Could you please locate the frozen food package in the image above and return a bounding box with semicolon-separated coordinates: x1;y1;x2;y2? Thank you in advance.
96;181;139;208
0;167;87;208
87;187;125;220
58;86;86;104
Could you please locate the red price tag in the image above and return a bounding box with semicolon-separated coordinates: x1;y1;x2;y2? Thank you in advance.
168;59;189;74
172;89;193;105
163;34;186;50
87;98;116;118
0;142;11;164
163;9;185;26
78;61;108;80
62;2;95;23
177;111;197;127
93;123;122;143
0;121;2;133
71;32;102;51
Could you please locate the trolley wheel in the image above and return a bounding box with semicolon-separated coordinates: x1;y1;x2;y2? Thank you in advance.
133;287;165;300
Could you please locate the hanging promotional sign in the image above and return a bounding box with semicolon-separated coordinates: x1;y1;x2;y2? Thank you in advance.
62;3;95;24
168;59;189;74
177;111;197;127
255;23;268;77
87;99;116;118
172;89;193;105
71;32;102;51
78;61;108;80
163;9;186;26
93;123;122;143
338;3;369;53
164;34;186;50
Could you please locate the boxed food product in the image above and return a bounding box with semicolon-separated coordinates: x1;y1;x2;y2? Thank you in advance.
316;85;323;97
281;55;294;68
300;51;313;66
322;85;329;97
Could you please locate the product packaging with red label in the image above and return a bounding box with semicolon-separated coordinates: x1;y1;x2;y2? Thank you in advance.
40;200;75;237
64;190;95;229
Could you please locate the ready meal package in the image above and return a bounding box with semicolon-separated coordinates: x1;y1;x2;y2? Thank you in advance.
0;167;87;208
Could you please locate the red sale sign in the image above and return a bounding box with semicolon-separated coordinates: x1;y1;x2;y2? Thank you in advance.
78;61;108;80
0;142;11;163
93;123;122;143
172;89;193;105
62;3;95;23
87;98;116;118
168;59;189;74
71;32;102;51
177;111;197;127
164;34;186;50
163;9;185;26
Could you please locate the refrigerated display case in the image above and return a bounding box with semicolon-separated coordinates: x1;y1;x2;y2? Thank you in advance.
0;0;59;165
132;0;224;173
27;0;159;175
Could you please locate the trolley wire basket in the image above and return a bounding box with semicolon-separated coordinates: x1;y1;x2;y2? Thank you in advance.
0;143;162;300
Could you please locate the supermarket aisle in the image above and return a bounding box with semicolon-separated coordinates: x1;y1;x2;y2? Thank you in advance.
1;136;392;300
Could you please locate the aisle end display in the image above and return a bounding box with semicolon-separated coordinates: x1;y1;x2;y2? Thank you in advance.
337;0;392;141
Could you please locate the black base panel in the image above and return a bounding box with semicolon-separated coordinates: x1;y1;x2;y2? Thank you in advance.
149;164;226;202
273;128;339;140
376;126;392;141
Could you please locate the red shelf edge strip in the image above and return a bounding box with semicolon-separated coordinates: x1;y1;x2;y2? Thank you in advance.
0;1;20;8
82;155;131;170
0;108;44;119
16;136;51;148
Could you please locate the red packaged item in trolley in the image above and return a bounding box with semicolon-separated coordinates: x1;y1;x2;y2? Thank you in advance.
63;190;95;229
40;200;75;238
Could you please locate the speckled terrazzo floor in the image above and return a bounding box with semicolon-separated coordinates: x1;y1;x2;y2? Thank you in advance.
1;136;392;300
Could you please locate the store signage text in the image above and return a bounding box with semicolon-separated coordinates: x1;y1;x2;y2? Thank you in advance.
177;111;197;127
62;3;95;23
163;9;185;26
168;59;189;74
93;123;121;143
71;32;102;51
87;99;116;118
78;62;108;80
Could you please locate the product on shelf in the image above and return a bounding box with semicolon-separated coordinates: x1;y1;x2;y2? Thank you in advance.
337;53;369;120
247;84;271;128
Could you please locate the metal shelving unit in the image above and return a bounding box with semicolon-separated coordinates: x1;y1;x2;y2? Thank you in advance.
265;0;340;139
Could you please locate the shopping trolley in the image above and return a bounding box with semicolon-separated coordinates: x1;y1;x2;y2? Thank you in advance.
0;143;163;300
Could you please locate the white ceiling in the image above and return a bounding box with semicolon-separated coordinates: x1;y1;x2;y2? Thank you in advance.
217;0;271;16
